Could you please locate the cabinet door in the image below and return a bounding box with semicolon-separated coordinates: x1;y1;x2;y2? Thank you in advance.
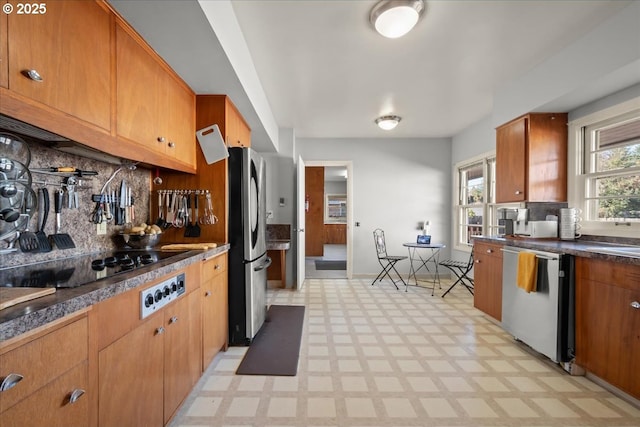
164;295;193;424
167;77;196;166
496;117;527;203
99;313;164;427
237;115;251;147
623;287;640;397
1;362;88;427
202;278;217;368
473;242;502;321
7;0;111;130
0;10;7;88
116;23;165;152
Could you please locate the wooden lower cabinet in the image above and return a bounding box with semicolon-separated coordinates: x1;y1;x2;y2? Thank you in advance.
202;253;228;369
472;241;503;321
98;311;165;427
324;224;346;244
0;311;89;427
575;257;640;399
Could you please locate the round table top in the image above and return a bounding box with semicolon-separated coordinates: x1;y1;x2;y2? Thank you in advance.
403;242;446;249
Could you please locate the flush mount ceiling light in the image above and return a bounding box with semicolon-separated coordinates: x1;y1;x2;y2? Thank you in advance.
370;0;425;38
375;115;402;130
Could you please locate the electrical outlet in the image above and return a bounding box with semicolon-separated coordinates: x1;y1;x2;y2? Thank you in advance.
97;221;107;235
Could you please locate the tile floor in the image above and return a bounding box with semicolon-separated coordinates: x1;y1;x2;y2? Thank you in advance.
170;278;640;427
305;244;347;279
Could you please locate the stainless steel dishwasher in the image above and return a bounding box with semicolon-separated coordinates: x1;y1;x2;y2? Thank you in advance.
501;246;574;364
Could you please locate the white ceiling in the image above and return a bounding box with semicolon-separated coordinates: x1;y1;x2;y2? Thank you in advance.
110;0;633;152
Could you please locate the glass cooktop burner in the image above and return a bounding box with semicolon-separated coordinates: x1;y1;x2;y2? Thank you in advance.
0;250;187;289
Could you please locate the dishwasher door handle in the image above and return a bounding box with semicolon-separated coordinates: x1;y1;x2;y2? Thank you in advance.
500;248;559;261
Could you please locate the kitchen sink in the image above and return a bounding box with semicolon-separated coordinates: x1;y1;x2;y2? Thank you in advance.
584;245;640;258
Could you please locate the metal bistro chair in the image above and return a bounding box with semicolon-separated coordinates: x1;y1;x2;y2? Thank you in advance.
372;229;407;290
439;247;474;298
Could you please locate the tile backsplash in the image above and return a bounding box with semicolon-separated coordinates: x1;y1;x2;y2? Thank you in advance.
1;141;152;267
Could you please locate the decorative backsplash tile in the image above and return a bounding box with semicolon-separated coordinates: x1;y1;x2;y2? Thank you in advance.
266;224;291;240
1;142;152;267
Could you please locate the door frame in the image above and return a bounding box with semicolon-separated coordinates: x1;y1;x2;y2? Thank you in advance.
303;160;353;280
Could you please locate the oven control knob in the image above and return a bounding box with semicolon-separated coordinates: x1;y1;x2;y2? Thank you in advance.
145;294;154;307
177;280;185;292
163;286;170;297
154;289;163;302
171;282;177;293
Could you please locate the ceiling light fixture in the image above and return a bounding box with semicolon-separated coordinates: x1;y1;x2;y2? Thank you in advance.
375;115;402;130
369;0;425;39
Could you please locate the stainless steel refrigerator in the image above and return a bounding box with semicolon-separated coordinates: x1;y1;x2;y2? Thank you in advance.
228;147;271;345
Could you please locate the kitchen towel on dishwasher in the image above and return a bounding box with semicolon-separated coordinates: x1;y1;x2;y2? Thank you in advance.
516;251;538;293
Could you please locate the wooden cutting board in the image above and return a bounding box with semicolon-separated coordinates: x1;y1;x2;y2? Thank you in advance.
0;288;56;311
160;243;218;251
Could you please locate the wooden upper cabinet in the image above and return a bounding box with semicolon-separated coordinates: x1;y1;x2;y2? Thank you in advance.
7;0;112;131
495;113;568;203
203;95;251;147
0;10;7;88
116;22;196;171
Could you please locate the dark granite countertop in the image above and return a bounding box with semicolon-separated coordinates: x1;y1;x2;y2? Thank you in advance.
0;244;230;341
267;240;291;250
473;236;640;266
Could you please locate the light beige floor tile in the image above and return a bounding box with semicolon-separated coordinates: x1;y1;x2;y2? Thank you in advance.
374;376;404;392
531;398;580;418
308;375;334;392
383;398;417;418
388;346;412;357
570;398;623;418
426;360;457;373
472;376;510;392
341;376;369;392
456;360;487;372
307;359;331;372
267;397;297;418
457;397;499;417
420;397;458;418
338;359;363;372
441;376;474;392
345;397;377;418
366;359;393;372
334;345;357;357
539;376;582;392
203;374;233;391
495;397;540;417
272;376;298;392
307;397;336;418
506;376;546;392
361;346;385;357
396;359;423;372
226;397;260;417
407;376;439;392
185;396;222;417
237;375;266;391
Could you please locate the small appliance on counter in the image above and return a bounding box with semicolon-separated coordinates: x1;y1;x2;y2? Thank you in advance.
514;220;558;238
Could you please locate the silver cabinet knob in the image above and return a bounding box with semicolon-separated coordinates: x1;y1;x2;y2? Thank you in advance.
204;291;211;297
169;316;178;324
214;264;221;270
69;388;85;404
486;249;493;253
157;137;166;143
0;373;24;392
155;326;165;335
631;301;640;309
167;142;175;148
475;260;481;264
515;190;522;195
24;69;43;82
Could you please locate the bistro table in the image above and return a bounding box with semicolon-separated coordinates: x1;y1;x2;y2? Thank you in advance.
402;242;445;295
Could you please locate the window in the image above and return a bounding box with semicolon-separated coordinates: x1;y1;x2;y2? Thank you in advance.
583;113;640;222
454;154;503;250
569;98;640;236
325;194;347;223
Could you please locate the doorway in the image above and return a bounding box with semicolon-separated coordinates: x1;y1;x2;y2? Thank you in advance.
303;161;353;279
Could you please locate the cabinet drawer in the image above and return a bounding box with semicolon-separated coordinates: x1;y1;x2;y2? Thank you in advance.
577;257;640;291
203;253;227;282
1;362;88;426
0;316;87;412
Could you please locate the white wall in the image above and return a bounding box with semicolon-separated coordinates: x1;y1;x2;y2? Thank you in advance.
296;137;452;276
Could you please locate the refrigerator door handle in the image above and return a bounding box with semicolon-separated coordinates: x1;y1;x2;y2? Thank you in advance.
254;257;272;272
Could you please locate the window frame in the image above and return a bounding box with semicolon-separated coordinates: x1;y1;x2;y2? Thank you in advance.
567;96;640;238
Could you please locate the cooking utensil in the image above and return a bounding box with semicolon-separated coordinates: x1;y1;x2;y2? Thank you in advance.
155;191;166;228
153;167;162;185
30;167;98;176
184;193;194;237
35;188;52;252
1;207;20;222
48;189;75;249
165;192;175;227
18;188;39;252
192;192;201;237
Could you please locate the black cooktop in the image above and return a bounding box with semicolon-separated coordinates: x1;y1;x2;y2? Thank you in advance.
0;250;186;289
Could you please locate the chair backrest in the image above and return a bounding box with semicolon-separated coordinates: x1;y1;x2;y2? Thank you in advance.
466;246;475;269
373;229;388;258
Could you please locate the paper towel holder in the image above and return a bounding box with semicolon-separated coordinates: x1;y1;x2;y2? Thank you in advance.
196;124;228;164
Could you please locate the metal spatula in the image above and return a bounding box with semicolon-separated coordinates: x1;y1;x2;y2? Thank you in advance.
48;189;75;249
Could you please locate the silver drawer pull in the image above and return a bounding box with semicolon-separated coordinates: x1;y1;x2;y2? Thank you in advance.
167;142;175;148
24;69;43;82
515;190;522;195
205;291;212;297
169;316;178;324
631;301;640;309
0;373;24;392
214;264;221;270
155;326;165;335
69;388;85;404
157;136;166;143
